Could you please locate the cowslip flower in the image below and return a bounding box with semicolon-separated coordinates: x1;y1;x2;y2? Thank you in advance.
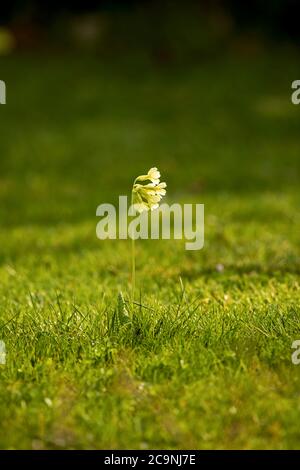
130;167;167;305
132;168;167;213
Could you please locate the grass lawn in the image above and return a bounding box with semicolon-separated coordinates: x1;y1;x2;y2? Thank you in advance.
0;50;300;449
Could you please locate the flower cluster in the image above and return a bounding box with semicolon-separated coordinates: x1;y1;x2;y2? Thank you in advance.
132;167;167;213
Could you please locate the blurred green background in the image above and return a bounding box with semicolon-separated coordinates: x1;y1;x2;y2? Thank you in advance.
1;0;300;226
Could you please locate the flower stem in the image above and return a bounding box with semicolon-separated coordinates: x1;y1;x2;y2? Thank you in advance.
131;190;135;307
131;235;135;306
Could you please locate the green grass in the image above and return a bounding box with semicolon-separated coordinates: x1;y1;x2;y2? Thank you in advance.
0;50;300;449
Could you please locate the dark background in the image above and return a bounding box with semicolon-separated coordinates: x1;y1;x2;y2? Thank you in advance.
0;1;300;58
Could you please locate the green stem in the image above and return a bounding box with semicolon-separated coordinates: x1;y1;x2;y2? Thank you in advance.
131;190;135;307
131;234;135;306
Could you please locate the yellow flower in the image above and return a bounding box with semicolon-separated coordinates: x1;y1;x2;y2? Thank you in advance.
135;167;161;185
132;168;167;213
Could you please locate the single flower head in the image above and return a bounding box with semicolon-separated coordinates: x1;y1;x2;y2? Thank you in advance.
132;167;167;213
